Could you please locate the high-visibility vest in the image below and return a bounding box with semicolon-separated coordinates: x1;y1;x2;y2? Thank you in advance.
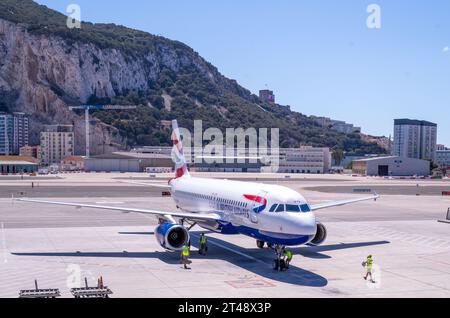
200;236;207;244
182;246;190;257
367;258;373;268
284;250;293;260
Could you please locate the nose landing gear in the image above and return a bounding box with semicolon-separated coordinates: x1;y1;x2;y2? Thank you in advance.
271;245;287;271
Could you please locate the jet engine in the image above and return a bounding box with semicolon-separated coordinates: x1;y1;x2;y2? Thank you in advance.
309;222;327;246
155;223;190;251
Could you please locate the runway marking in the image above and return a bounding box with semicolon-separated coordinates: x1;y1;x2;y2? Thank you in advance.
95;202;125;204
1;222;7;263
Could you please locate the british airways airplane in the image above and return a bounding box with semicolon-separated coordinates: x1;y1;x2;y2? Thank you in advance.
18;120;379;270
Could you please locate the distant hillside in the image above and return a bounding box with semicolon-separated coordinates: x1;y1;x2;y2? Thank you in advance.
0;0;387;155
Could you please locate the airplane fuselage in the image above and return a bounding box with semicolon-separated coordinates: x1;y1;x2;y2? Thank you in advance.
170;177;318;246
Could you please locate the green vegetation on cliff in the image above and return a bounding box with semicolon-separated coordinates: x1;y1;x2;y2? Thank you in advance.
0;0;387;155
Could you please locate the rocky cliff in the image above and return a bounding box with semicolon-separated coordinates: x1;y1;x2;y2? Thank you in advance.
0;0;387;156
0;16;227;154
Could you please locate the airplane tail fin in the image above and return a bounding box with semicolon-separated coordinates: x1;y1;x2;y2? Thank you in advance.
171;120;190;179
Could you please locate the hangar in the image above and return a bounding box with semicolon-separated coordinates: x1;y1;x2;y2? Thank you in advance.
85;152;173;173
352;156;430;177
0;156;38;174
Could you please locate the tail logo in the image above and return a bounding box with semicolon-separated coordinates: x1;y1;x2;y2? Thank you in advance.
244;195;268;213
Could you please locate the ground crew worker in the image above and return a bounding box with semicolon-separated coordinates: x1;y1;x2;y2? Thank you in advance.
199;233;208;255
181;244;191;270
283;249;293;269
363;255;375;283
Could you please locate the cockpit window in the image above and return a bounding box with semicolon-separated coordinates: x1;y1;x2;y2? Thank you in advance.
300;204;311;212
275;204;285;213
269;204;278;212
286;204;301;212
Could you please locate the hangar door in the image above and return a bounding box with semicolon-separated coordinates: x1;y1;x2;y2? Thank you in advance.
378;165;389;176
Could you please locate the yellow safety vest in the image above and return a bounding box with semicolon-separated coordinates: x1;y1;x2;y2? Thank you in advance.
200;236;207;244
284;251;293;260
367;258;373;269
182;246;190;257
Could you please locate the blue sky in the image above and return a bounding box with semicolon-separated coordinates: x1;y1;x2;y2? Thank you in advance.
35;0;450;145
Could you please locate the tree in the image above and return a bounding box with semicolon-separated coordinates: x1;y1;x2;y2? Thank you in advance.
332;148;345;166
429;160;439;171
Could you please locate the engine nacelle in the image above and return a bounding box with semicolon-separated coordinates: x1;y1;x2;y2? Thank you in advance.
155;223;190;251
309;222;327;246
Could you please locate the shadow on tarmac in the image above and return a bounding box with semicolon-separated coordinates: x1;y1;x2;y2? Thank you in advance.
12;231;389;288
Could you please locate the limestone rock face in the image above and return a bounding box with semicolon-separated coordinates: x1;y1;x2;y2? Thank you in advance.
0;18;218;155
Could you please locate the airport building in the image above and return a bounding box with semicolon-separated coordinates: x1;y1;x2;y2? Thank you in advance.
0;112;29;155
85;152;173;172
132;146;331;174
352;156;430;177
436;150;450;167
0;156;38;174
393;119;437;161
277;146;331;174
40;125;75;166
61;156;85;171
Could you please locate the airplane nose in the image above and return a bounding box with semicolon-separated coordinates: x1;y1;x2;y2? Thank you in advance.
303;212;317;235
284;212;317;235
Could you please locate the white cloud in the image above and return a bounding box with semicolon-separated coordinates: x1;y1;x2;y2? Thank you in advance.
443;46;449;53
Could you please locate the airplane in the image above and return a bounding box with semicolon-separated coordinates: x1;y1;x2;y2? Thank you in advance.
18;120;379;271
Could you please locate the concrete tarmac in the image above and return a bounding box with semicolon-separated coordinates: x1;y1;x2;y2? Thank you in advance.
0;173;449;298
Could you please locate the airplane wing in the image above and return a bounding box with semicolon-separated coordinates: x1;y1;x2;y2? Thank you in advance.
17;198;221;222
310;194;379;211
117;180;171;189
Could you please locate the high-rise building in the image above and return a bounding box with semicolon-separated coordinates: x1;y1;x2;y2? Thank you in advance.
259;89;275;103
0;112;30;155
40;125;75;165
12;112;29;154
0;113;14;155
393;119;437;161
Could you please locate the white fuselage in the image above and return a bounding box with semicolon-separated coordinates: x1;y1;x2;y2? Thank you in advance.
170;177;317;245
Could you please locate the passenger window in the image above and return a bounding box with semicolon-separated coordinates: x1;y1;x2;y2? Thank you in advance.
286;204;301;212
275;204;285;213
269;204;278;212
300;204;311;212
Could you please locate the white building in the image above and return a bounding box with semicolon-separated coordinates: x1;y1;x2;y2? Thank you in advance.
311;116;361;134
393;119;437;161
40;125;75;165
330;120;361;134
436;150;450;167
352;156;430;176
277;146;331;174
